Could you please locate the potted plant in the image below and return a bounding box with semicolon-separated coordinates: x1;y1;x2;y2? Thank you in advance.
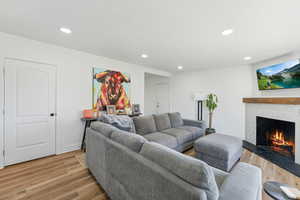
205;93;218;134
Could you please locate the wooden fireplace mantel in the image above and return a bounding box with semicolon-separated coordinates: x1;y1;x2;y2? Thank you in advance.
243;97;300;105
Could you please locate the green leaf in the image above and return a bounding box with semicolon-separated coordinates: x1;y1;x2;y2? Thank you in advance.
205;93;218;113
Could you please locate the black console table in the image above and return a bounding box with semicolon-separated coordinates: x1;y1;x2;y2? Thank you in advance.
81;117;97;151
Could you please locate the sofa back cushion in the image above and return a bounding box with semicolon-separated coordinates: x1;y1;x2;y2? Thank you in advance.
140;142;219;200
168;112;184;128
133;115;157;135
153;113;172;131
90;121;118;138
111;130;147;153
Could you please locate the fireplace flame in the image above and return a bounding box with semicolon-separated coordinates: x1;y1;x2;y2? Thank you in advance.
270;130;293;147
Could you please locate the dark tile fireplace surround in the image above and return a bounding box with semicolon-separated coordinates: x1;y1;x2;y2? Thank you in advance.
243;116;300;177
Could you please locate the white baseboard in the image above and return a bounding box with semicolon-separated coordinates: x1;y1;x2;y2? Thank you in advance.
62;144;81;154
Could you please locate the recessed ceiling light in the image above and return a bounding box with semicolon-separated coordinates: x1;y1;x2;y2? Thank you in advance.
141;54;148;58
177;66;183;70
244;56;252;61
60;27;72;34
222;29;234;36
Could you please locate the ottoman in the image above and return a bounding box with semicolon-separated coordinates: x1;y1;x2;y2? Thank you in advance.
194;133;243;172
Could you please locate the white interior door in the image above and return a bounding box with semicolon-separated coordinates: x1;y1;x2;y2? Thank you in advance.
4;59;56;166
155;83;170;114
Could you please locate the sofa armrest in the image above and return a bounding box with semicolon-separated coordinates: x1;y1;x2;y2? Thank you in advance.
183;119;206;129
219;162;262;200
211;167;228;189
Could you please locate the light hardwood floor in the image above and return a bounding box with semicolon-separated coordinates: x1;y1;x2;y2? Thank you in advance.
0;149;298;200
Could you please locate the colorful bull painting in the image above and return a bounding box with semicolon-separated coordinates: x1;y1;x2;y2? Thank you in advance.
93;68;131;111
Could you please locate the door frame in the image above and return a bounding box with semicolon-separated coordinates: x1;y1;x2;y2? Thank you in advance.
2;57;58;167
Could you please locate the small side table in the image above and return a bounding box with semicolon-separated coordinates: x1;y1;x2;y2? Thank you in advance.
128;113;142;117
81;117;97;151
263;181;292;200
205;128;216;135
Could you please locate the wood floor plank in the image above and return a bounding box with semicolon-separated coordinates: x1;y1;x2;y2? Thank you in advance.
0;149;297;200
19;170;92;200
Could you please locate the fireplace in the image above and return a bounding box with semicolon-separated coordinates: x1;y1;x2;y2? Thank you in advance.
256;116;295;161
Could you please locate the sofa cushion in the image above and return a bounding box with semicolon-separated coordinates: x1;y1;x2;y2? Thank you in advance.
153;113;172;131
168;112;184;128
162;128;193;144
140;142;219;200
111;130;147;153
90;121;118;138
143;132;178;149
178;126;205;139
133;115;157;135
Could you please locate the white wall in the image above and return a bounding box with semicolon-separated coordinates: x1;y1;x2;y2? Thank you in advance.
170;52;300;140
252;52;300;97
144;74;170;115
0;32;170;167
170;66;253;139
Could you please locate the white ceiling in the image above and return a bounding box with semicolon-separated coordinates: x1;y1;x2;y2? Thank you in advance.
1;0;300;72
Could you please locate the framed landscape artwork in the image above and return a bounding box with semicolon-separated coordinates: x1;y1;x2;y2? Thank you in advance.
256;59;300;90
93;68;131;111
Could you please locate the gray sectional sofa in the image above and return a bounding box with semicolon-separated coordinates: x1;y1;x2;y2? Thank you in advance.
86;112;262;200
132;113;205;152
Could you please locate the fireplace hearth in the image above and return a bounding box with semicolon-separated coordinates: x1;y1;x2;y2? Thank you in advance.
256;116;295;161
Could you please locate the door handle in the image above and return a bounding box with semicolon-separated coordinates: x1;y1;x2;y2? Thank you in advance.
50;113;56;117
